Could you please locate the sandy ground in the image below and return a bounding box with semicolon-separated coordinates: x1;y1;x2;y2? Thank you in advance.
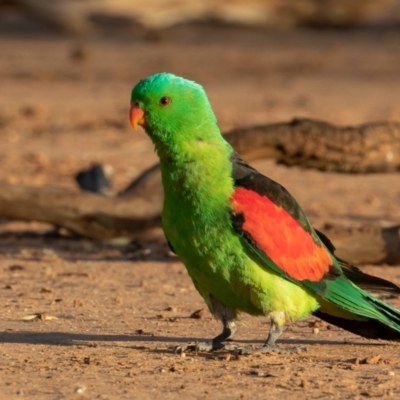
1;25;400;399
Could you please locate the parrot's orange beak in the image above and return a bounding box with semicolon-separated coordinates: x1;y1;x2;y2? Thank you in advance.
129;103;146;129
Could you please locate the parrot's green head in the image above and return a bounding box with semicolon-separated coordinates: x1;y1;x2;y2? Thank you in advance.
129;73;219;150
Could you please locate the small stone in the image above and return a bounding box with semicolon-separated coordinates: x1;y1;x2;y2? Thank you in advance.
312;328;319;334
364;354;382;365
9;264;24;271
20;105;37;117
73;299;84;307
135;329;154;336
26;152;50;169
42;248;56;257
351;357;360;365
308;320;326;328
190;308;205;319
388;371;395;376
70;45;88;62
75;386;86;394
300;379;309;389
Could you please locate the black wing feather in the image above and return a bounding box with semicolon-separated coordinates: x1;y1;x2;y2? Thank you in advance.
231;152;400;295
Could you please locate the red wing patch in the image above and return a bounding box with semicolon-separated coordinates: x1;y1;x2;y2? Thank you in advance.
231;187;333;282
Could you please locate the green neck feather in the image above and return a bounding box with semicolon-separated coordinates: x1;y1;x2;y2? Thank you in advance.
147;123;234;211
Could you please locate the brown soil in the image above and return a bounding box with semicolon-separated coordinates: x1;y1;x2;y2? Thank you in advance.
1;25;400;399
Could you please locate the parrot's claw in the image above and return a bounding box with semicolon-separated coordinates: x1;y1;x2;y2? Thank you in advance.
174;342;306;355
233;344;307;356
174;341;225;353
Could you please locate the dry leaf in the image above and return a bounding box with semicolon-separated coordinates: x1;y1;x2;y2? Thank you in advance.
9;264;25;271
190;308;205;319
21;313;58;321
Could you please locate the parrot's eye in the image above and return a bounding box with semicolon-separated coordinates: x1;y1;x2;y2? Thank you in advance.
159;96;171;106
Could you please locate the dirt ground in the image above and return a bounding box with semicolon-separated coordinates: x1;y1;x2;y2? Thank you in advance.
1;24;400;399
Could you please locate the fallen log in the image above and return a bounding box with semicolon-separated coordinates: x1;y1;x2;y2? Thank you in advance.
10;0;400;32
0;118;399;264
224;119;400;173
0;181;162;240
321;224;400;266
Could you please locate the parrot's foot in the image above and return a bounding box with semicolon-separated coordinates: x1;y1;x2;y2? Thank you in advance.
174;341;226;354
174;342;305;355
232;344;306;356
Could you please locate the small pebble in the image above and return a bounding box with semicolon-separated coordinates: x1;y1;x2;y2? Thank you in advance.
75;386;86;394
190;308;205;319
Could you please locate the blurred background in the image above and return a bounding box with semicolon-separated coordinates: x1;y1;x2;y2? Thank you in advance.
1;4;400;397
0;0;400;226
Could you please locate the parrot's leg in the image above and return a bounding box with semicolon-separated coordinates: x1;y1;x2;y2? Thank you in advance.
210;295;237;346
233;311;306;355
264;311;285;347
175;297;237;353
211;319;237;347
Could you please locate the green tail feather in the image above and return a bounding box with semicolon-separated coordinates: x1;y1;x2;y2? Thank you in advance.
338;260;400;295
314;309;400;341
315;277;400;340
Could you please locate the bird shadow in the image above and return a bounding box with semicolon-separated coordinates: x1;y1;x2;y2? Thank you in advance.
0;330;395;350
0;229;174;263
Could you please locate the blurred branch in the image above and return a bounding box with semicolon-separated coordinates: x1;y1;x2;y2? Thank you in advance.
0;118;399;265
0;182;161;240
226;119;400;173
322;224;400;266
7;0;400;32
